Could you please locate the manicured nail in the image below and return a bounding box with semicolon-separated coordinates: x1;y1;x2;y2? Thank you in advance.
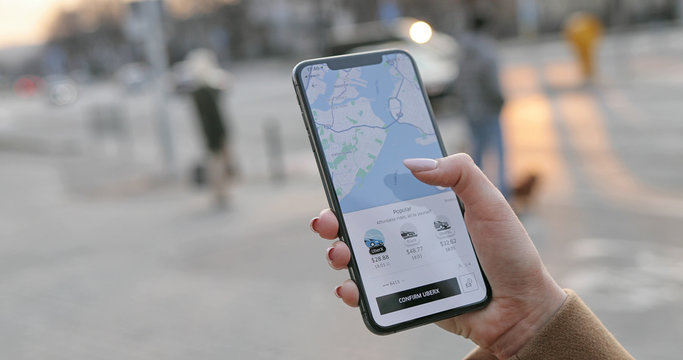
326;246;334;263
403;158;438;172
309;217;319;233
334;285;342;298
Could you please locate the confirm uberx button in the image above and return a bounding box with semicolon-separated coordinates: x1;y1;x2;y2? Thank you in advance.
376;277;462;315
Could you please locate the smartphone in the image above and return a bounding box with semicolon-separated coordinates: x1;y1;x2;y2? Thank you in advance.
292;49;490;334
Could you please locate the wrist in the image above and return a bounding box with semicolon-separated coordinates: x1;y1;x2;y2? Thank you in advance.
489;282;567;359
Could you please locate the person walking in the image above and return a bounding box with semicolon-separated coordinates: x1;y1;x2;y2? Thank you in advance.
185;48;235;208
455;15;509;199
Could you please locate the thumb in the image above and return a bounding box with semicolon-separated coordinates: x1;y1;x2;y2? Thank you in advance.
403;154;508;214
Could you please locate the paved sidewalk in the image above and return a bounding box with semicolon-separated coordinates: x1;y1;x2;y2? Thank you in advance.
0;152;481;359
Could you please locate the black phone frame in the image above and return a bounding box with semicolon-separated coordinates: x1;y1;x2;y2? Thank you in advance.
292;49;491;334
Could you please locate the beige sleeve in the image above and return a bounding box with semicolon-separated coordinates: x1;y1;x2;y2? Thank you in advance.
465;290;634;360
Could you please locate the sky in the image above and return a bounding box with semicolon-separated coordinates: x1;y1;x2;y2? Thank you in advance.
0;0;229;48
0;0;80;48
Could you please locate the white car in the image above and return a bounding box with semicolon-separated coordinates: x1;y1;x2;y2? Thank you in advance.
327;18;459;98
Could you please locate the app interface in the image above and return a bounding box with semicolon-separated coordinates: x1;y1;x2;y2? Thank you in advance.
301;53;487;327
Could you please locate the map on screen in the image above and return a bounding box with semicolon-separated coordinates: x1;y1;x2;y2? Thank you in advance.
302;53;448;213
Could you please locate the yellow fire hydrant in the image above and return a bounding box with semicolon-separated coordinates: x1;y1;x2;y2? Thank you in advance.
564;13;604;80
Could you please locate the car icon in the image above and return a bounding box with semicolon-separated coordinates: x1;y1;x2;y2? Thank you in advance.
400;231;417;239
434;220;451;231
364;238;384;248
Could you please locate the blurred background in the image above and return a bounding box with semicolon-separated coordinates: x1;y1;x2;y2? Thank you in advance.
1;0;682;358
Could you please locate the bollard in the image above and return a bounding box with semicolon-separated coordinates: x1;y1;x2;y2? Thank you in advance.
264;118;286;182
564;12;604;81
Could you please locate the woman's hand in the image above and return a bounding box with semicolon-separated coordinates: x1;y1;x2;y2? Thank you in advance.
310;154;566;359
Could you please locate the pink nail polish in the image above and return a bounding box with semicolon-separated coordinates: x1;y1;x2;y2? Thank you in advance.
334;285;342;298
403;158;438;172
326;246;334;262
309;217;319;233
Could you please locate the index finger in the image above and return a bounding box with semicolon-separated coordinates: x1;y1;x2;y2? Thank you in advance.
310;208;340;240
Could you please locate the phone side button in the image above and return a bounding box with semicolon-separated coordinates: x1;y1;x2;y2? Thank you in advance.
359;299;368;315
347;263;359;282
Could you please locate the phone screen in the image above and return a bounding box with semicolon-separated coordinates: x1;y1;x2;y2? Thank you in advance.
295;51;488;331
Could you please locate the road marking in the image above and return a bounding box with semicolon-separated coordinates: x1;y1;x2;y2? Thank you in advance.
601;88;644;125
556;91;683;218
503;61;683;218
542;62;583;90
563;237;683;312
501;64;542;96
501;65;573;201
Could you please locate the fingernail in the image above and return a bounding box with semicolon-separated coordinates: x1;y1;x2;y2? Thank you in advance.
309;217;319;233
403;158;438;172
326;246;334;264
334;285;342;298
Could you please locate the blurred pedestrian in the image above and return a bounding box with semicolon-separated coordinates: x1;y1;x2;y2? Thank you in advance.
564;12;604;81
185;48;236;208
455;15;509;198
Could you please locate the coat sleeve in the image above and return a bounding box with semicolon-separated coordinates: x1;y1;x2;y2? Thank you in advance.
464;290;634;360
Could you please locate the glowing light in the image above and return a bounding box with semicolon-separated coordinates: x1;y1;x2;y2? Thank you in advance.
409;21;433;44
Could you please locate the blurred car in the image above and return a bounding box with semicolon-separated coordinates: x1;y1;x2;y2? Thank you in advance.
13;75;44;97
115;62;151;92
327;18;459;98
44;75;79;106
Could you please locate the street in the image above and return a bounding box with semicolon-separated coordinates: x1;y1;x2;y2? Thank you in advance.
1;27;682;359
